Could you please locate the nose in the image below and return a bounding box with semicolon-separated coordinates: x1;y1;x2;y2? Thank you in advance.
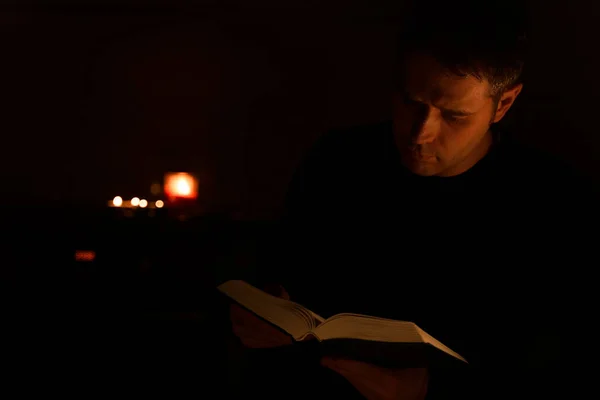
411;107;437;145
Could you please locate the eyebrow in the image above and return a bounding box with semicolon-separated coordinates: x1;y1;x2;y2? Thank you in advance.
401;90;474;116
439;107;474;116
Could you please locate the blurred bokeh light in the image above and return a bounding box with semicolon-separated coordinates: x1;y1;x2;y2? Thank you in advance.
113;196;123;207
75;250;96;262
164;173;198;200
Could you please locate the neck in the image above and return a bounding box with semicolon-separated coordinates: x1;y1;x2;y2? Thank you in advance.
437;129;494;177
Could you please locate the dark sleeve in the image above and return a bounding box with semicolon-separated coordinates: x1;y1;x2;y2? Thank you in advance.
283;131;348;221
216;131;344;293
507;160;598;398
255;131;348;296
554;168;599;366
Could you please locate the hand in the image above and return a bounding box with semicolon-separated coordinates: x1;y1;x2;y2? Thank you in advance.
229;284;293;349
321;357;428;400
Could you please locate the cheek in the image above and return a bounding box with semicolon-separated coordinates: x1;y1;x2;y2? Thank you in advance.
437;121;484;155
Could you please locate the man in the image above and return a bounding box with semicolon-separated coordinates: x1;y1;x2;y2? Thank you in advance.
228;1;597;399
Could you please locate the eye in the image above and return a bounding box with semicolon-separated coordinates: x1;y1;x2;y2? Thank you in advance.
443;113;469;123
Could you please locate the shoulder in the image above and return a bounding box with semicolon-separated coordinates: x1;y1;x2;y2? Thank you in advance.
284;121;393;213
306;121;393;163
289;121;393;187
494;133;596;204
496;134;583;183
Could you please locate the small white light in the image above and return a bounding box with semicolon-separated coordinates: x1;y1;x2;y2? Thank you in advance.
139;199;148;208
131;197;140;207
155;200;164;208
113;196;123;207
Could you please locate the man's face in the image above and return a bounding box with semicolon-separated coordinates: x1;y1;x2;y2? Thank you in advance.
393;53;498;177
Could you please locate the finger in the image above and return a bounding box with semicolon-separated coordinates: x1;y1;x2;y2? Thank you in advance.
327;364;394;400
278;285;290;300
262;283;290;300
322;357;395;378
321;357;428;400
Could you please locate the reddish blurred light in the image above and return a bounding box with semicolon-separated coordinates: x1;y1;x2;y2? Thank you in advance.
75;250;96;262
164;173;198;200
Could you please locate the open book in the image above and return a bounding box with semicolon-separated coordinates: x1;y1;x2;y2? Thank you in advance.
219;280;467;367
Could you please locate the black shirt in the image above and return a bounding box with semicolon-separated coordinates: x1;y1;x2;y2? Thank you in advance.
259;121;596;399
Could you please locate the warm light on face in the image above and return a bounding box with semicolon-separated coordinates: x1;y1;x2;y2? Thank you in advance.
164;173;198;199
155;200;164;208
139;199;148;208
131;197;140;206
113;196;123;207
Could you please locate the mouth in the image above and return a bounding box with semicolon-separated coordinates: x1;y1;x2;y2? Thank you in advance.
407;151;436;162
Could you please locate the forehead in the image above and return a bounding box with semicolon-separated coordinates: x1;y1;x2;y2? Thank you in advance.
402;53;492;110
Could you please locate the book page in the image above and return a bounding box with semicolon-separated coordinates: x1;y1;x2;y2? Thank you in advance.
218;280;319;340
313;313;466;363
313;314;423;343
416;326;467;363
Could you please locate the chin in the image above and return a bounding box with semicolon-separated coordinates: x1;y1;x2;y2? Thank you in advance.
407;165;440;176
401;158;442;177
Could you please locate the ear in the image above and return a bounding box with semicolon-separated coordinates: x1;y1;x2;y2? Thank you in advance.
492;83;523;123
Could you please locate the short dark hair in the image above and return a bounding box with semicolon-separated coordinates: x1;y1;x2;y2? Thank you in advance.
397;0;529;99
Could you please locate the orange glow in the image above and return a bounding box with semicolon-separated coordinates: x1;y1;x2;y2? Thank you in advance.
75;250;96;262
164;173;198;199
150;182;161;195
139;199;148;208
155;200;164;208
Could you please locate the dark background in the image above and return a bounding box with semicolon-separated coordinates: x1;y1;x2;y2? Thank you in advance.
3;0;599;396
2;0;599;216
